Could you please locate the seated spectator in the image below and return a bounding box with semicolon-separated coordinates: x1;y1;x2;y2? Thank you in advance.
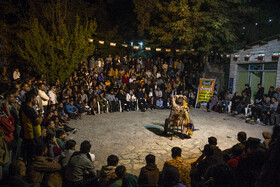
231;92;242;112
268;86;275;98
262;130;272;149
89;97;98;114
57;102;69;121
138;154;159;187
271;101;280;126
27;143;61;187
226;145;243;172
109;166;126;187
136;88;147;112
161;165;186;187
192;137;222;184
187;89;195;107
56;129;67;149
110;165;138;187
155;98;164;109
162;147;190;186
234;91;250;115
1;160;30;187
165;98;171;109
97;91;108;113
273;87;280;101
99;154;119;185
107;90;119;112
65;141;97;186
80;90;88;104
147;96;155;110
223;131;247;159
266;97;278;126
203;163;236;187
65;99;81;119
236;137;267;187
59;140;76;168
46;119;56;136
207;93;218;112
126;90;137;111
76;99;85;114
45;134;62;160
117;89;128;112
155;87;162;100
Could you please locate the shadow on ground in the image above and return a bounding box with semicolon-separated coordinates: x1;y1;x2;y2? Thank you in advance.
145;123;185;139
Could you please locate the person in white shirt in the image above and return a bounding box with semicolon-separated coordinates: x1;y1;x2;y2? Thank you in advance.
38;83;50;113
13;68;21;80
48;86;57;104
126;90;137;111
155;87;163;99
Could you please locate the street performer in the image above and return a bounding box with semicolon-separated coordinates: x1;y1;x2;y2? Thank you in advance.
163;95;194;138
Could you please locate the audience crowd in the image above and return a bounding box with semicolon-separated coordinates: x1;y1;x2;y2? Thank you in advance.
0;54;279;187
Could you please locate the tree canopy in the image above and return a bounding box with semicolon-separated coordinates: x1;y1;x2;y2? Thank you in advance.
15;0;97;83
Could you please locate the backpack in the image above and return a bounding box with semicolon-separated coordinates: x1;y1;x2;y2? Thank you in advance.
0;115;15;142
0;129;10;166
0;103;15;142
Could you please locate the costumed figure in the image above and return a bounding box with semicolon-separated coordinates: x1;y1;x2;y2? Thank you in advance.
163;95;194;138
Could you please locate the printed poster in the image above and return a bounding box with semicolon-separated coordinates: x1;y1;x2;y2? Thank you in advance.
195;78;216;108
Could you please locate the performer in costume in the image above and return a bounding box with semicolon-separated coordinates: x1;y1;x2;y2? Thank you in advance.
163;95;194;137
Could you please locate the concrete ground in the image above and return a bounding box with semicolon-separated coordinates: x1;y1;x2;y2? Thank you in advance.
68;108;272;176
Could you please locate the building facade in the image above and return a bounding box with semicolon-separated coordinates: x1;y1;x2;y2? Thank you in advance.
229;35;280;97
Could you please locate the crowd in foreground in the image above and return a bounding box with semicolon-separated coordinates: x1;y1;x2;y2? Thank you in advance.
0;54;279;186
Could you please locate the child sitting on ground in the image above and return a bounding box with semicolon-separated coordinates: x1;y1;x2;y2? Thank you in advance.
56;129;67;149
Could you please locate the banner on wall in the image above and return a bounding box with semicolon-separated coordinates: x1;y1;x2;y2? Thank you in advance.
195;78;216;108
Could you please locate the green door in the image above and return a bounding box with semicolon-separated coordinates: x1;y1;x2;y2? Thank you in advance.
250;71;262;99
237;72;249;94
263;72;276;94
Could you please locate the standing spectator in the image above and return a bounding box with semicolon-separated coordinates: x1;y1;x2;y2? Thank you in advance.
48;86;57;105
138;154;159;187
162;147;191;186
37;83;49;114
20;91;43;164
255;83;264;103
13;68;21;81
242;84;251;99
0;65;10;85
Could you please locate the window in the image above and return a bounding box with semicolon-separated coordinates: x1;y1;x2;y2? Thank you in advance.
264;63;277;70
249;64;263;71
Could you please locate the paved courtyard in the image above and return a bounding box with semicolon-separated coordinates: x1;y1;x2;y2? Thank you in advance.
68;108;272;175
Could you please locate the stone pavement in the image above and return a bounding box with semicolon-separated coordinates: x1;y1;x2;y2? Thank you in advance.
68;108;272;176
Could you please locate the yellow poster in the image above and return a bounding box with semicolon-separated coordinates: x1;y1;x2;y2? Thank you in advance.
195;79;215;108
